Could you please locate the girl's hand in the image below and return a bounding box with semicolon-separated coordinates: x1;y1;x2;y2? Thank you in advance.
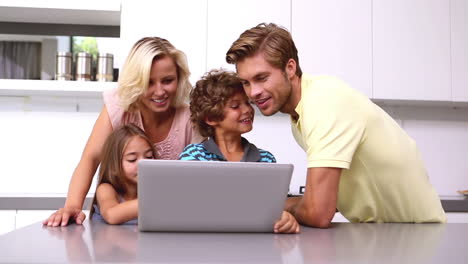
273;211;300;234
43;207;86;227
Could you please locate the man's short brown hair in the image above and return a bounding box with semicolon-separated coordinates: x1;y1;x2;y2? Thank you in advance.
226;23;302;77
190;69;244;137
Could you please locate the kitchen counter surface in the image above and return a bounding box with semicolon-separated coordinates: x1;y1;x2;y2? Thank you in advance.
0;221;466;263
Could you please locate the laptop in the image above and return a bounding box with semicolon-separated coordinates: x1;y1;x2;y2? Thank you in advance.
137;160;293;232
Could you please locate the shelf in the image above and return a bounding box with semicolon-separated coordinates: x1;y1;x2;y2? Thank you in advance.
0;79;117;97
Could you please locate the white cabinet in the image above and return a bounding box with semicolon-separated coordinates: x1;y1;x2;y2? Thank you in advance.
206;0;291;72
120;0;207;85
373;0;451;101
451;0;468;102
15;210;57;230
0;210;16;235
0;0;120;25
292;0;372;97
446;213;468;223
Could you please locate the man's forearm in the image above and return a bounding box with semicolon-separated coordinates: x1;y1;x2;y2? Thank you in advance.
285;196;333;228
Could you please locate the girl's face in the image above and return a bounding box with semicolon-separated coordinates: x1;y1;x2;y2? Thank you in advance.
122;136;154;184
211;92;255;136
140;56;179;113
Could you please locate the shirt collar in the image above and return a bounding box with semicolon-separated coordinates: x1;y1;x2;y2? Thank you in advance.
202;137;261;162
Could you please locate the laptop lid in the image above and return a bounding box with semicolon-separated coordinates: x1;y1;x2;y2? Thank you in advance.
137;160;293;232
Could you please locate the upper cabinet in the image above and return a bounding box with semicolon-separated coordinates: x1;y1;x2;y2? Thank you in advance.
0;0;120;25
120;0;207;85
292;0;372;98
451;0;468;102
206;0;291;73
373;0;451;101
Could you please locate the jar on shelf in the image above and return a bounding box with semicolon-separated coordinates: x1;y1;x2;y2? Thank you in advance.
75;52;92;81
96;53;114;82
55;52;72;81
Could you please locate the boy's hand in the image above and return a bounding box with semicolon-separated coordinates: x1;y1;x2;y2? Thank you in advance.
274;211;300;234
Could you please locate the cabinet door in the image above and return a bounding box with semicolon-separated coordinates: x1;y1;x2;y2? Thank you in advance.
446;213;468;223
206;0;291;72
0;210;16;235
120;0;207;85
292;0;372;97
451;0;468;102
373;0;451;101
15;210;56;230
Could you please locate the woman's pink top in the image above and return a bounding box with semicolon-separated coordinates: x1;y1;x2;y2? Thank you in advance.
103;88;203;160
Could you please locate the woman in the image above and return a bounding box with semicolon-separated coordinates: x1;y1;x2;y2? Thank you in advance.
44;37;202;227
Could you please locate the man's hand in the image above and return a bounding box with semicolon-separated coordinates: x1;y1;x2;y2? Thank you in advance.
274;211;300;234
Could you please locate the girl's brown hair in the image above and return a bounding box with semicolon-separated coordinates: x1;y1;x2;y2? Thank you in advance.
89;124;154;218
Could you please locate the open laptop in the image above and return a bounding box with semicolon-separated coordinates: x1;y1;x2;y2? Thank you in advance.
137;160;293;232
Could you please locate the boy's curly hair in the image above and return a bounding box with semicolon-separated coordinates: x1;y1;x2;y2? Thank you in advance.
190;70;244;137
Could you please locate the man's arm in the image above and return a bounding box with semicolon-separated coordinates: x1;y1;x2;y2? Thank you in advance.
285;167;341;228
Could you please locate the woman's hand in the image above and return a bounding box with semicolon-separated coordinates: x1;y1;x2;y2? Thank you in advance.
43;207;86;227
273;211;300;234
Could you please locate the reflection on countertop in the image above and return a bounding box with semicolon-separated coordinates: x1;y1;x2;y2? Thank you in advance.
1;221;467;263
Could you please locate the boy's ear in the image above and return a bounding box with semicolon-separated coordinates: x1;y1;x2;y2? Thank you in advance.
204;117;218;127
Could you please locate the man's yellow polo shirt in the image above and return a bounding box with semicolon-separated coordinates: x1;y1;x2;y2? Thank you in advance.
291;74;446;222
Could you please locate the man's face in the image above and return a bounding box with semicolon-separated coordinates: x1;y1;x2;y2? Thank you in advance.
236;53;292;116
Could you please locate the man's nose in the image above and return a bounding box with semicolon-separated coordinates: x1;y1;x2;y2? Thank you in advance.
248;84;263;99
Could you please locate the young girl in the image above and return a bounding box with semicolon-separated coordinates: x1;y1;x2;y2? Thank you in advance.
179;69;300;233
90;124;154;225
45;37;202;227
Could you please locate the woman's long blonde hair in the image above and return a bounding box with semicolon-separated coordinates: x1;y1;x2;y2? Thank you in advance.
89;124;154;218
118;37;191;112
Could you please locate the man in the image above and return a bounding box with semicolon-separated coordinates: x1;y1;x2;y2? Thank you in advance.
225;23;446;228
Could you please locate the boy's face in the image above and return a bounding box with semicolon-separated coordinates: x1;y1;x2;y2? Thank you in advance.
122;136;154;185
236;52;292;116
211;92;254;136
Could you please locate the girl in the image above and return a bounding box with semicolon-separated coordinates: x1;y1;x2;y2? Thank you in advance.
45;37;202;227
179;69;300;233
90;124;154;225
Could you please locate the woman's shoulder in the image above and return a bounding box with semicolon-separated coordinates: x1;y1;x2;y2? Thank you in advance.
175;104;190;118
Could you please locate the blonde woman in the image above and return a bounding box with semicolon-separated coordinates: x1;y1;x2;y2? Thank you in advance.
44;37;202;227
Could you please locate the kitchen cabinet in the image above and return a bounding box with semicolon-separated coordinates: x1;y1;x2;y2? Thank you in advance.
451;0;468;102
120;0;207;85
206;0;290;72
373;0;451;101
0;1;120;25
292;0;372;97
446;213;468;223
0;210;15;235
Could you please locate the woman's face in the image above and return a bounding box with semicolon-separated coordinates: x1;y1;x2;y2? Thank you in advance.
122;136;154;185
140;56;179;114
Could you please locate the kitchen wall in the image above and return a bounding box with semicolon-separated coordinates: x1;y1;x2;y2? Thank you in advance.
0;0;467;197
